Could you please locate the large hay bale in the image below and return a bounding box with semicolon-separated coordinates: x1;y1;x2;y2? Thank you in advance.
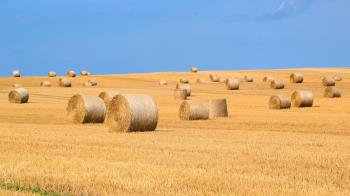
210;74;219;82
67;94;106;123
226;78;239;90
196;78;208;84
48;71;56;77
191;67;198;73
12;84;22;88
8;88;29;104
59;78;72;87
263;76;273;82
219;78;228;83
159;80;167;85
99;91;118;109
174;89;187;100
180;78;189;84
244;76;254;82
107;94;158;132
80;71;90;76
176;83;191;96
333;75;342;81
291;90;313;107
179;100;209;120
269;95;291;109
290;73;304;83
322;77;335;86
209;99;228;118
12;70;21;77
40;81;52;87
67;71;76;77
270;80;285;89
324;87;341;98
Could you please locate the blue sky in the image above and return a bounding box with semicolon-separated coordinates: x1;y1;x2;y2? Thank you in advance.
0;0;349;76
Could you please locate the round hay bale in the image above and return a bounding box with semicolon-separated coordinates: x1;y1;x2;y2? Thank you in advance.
80;70;89;76
67;94;106;123
8;88;29;104
291;90;313;107
196;79;208;84
263;76;273;82
12;84;22;88
176;83;191;96
244;76;254;82
290;73;304;83
12;70;21;77
226;78;239;90
210;74;219;82
59;78;72;87
174;89;187;100
209;99;228;118
40;81;52;87
219;78;228;83
159;80;167;85
48;71;56;77
67;71;76;77
333;75;342;81
179;100;209;120
324;87;341;98
88;80;97;86
180;78;189;84
191;67;198;73
269;95;291;109
107;94;158;132
322;77;335;86
83;82;93;87
98;91;118;110
270;80;285;89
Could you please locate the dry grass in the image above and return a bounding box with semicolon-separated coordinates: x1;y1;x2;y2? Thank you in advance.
0;68;349;195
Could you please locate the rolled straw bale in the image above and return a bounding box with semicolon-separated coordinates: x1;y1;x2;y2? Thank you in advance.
180;78;189;84
159;80;167;85
324;87;341;98
263;76;273;82
12;84;22;88
80;70;89;76
67;71;76;77
290;73;304;83
59;78;72;87
107;94;158;132
197;79;208;84
48;71;56;77
88;80;97;86
291;90;313;107
333;75;342;81
191;67;198;73
322;77;335;86
244;76;254;82
67;94;106;123
8;88;29;104
176;83;191;96
174;89;187;100
40;81;52;87
270;80;285;89
83;82;93;87
219;78;228;83
269;95;291;109
12;70;20;77
209;99;228;118
226;78;239;90
210;74;219;82
98;91;118;112
179;100;209;120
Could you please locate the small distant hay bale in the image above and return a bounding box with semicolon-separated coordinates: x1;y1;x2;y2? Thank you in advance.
174;89;187;100
209;99;228;119
180;78;189;84
263;76;273;82
291;90;313;107
107;94;158;132
159;80;167;85
12;70;21;77
59;78;72;87
270;80;285;89
324;87;341;98
88;80;97;86
269;95;291;109
196;79;208;84
226;78;239;90
244;76;254;82
12;84;22;88
219;78;228;83
290;73;304;83
67;94;106;123
176;83;191;96
322;77;335;86
83;82;93;87
210;74;219;82
48;71;56;77
179;100;209;120
40;81;52;87
191;67;198;73
67;71;76;77
8;88;29;104
80;71;90;76
333;75;342;81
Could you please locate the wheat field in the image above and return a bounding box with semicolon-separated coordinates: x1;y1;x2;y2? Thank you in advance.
0;68;349;195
